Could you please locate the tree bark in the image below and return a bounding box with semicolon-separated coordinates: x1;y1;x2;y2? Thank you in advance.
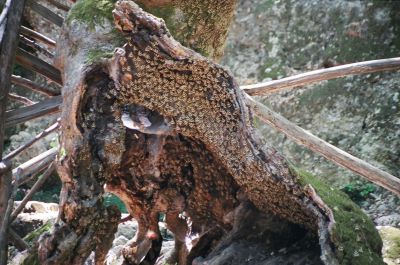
36;1;385;265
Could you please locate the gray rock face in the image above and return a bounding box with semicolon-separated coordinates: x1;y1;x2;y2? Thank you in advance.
222;0;400;219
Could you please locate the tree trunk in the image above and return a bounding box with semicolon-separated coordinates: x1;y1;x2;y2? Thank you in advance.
35;1;384;265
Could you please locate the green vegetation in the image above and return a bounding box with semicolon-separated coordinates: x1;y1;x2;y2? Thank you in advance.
292;167;384;265
24;221;53;245
103;193;127;213
66;0;117;29
340;181;376;205
86;48;114;64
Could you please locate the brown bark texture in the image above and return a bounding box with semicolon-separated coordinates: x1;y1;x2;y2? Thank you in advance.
35;1;384;265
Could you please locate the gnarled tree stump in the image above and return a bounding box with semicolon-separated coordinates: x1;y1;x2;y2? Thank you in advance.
36;1;383;265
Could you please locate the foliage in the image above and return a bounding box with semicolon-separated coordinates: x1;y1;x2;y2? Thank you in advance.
340;181;376;205
86;48;114;64
66;0;117;29
292;167;384;265
103;193;127;213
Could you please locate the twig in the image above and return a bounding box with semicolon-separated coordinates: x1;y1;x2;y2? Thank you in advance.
242;57;400;96
244;94;400;196
7;93;36;106
15;48;62;85
5;96;62;128
3;122;59;161
11;75;60;97
19;26;56;48
19;35;54;58
9;162;56;223
11;147;57;186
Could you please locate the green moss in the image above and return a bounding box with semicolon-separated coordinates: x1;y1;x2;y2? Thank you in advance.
66;0;117;29
24;221;52;246
87;48;114;64
291;167;384;265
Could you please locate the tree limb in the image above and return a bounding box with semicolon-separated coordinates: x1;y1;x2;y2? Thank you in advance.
7;93;36;106
19;26;56;49
11;147;57;186
15;48;62;85
9;162;56;223
27;0;64;27
242;57;400;96
5;96;62;128
244;94;400;196
3;121;59;161
11;75;60;97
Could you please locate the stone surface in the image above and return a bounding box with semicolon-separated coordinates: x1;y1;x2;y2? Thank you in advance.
222;0;400;221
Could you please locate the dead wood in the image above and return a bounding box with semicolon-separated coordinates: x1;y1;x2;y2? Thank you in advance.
36;2;384;265
242;57;400;96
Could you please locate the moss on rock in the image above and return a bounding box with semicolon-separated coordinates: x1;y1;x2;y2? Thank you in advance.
292;167;384;265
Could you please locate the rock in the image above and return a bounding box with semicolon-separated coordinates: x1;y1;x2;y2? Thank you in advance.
222;0;400;220
114;219;138;239
375;214;400;227
11;201;58;238
378;226;400;265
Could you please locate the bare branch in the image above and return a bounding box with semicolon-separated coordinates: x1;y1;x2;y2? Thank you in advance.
27;0;64;27
11;147;57;186
242;57;400;96
15;48;62;85
7;93;36;106
9;162;56;223
19;35;54;58
11;75;60;97
244;94;400;196
19;26;56;48
5;96;62;128
44;0;70;12
3;122;59;161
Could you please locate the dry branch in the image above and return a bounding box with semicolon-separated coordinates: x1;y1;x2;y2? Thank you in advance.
242;57;400;96
244;94;400;196
19;26;56;48
27;0;64;27
7;93;36;106
11;75;60;97
11;147;57;185
5;96;62;127
3;122;59;161
19;35;54;58
9;162;56;223
44;0;69;12
15;48;62;85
